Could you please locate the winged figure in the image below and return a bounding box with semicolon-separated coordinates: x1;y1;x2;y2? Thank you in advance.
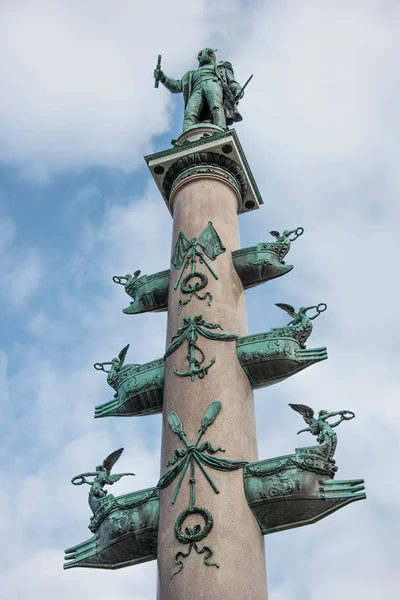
268;228;304;264
71;448;135;513
113;270;142;300
94;344;139;394
289;404;355;462
269;227;304;244
273;303;327;348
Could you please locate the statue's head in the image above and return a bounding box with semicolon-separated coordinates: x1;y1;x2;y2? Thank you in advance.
197;48;217;65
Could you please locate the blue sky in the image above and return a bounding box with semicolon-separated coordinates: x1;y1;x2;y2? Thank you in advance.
1;1;399;598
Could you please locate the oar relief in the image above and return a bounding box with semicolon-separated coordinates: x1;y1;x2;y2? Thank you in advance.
158;401;248;578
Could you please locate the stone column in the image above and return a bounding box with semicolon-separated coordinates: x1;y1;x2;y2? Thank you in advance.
155;129;268;600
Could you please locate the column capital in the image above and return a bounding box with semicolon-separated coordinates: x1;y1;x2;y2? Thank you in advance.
145;128;264;216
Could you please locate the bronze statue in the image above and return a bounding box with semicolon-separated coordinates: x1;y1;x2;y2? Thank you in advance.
71;448;135;513
289;404;355;462
94;344;139;396
154;48;248;132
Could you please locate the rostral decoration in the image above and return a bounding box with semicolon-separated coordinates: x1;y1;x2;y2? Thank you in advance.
157;402;248;578
112;227;304;315
171;221;225;313
270;302;327;348
289;403;356;464
64;403;365;571
164;315;237;381
70;448;135;529
63;48;366;600
244;405;365;535
93;344;137;397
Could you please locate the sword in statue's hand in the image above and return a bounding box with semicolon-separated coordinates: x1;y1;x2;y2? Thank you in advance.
234;73;253;102
154;54;162;88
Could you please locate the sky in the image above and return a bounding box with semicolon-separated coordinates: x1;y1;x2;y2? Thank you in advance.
0;0;399;598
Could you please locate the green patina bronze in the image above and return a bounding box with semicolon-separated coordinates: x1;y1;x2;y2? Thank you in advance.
154;48;248;132
269;302;327;348
64;448;159;570
165;315;237;381
233;227;303;289
157;402;248;578
243;405;365;535
93;303;327;418
94;345;164;418
64;51;368;584
237;302;328;388
113;269;170;315
115;227;303;315
172;222;225;312
289;403;356;466
71;448;135;520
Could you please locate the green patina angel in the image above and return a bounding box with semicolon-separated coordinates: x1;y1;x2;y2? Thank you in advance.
71;448;135;514
289;404;355;463
94;344;139;397
268;227;304;263
270;302;327;348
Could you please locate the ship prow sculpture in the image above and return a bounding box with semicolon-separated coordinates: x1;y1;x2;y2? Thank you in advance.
65;405;365;570
114;227;303;315
65;47;366;599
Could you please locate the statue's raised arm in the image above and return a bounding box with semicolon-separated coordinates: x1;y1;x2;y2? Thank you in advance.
154;48;251;133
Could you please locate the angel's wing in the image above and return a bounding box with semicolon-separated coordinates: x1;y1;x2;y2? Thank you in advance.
196;222;226;260
103;448;124;474
275;303;297;318
118;344;130;365
171;232;191;269
269;230;280;239
289;403;314;420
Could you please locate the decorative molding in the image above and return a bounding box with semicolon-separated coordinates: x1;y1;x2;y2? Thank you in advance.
145;130;232;163
145;129;264;214
162;151;248;201
171;165;241;199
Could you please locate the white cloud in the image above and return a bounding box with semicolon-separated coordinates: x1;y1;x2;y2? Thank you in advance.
0;0;245;180
0;207;44;308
